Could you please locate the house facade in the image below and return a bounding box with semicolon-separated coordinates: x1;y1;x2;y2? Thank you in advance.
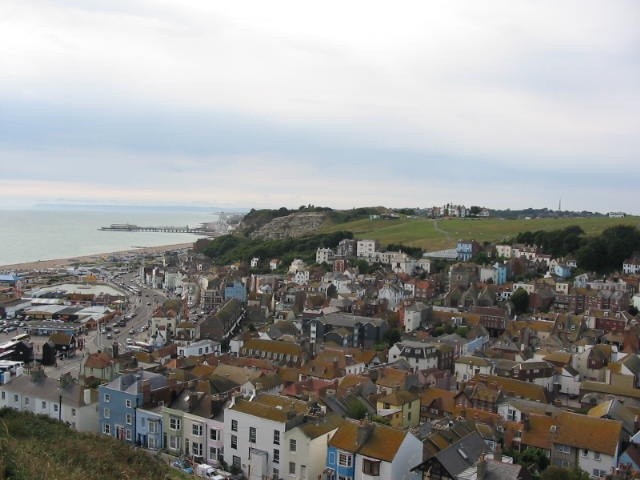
324;419;422;480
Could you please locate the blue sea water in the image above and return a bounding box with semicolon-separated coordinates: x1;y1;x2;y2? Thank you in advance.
0;209;219;267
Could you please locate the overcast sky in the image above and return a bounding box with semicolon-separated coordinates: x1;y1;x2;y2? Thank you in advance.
1;0;638;213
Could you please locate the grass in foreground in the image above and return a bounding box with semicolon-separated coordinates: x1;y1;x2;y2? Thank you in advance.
0;408;188;480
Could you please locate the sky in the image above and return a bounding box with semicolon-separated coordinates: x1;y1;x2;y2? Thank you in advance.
1;0;638;213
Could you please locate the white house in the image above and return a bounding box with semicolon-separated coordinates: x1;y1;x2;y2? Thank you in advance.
454;356;494;383
356;240;378;259
378;284;405;311
177;339;222;358
555;365;581;396
388;341;438;371
327;419;422;480
316;248;334;265
0;371;99;433
284;412;343;480
495;245;513;258
182;409;225;467
223;394;309;479
404;302;429;333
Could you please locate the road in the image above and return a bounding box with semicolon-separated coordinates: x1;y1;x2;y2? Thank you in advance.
1;270;168;380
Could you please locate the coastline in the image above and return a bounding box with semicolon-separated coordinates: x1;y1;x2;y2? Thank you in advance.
0;242;194;272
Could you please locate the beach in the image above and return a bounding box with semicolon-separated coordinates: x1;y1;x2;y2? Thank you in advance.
0;242;193;272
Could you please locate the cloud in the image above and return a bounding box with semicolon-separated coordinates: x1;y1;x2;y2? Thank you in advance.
0;0;638;211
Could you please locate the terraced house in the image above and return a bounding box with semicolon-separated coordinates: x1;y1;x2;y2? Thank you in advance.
223;393;321;479
240;338;305;367
324;419;422;480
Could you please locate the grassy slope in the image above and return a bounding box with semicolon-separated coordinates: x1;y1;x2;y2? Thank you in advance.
319;216;640;251
0;408;188;480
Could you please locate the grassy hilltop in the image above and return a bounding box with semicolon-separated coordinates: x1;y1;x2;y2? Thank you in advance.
318;215;640;251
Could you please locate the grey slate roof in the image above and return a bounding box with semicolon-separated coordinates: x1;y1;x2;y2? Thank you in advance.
434;431;486;477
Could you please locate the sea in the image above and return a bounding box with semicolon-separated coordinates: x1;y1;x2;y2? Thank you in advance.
0;208;222;267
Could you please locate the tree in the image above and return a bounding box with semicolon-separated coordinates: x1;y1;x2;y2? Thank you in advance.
540;466;590;480
383;328;402;347
346;400;368;420
511;288;530;315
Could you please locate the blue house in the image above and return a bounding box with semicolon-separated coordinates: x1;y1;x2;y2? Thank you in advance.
554;264;572;279
224;280;247;303
136;407;164;450
99;371;169;444
492;262;508;285
456;239;480;262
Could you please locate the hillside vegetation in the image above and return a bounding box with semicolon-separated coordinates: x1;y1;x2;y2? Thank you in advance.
0;408;186;480
318;215;640;252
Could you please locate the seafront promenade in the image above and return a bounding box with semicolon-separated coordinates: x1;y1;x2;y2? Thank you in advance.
0;242;192;271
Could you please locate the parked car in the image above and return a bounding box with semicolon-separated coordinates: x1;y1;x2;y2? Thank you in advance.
172;461;193;475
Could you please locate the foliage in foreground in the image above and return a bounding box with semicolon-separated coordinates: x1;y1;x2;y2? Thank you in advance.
0;408;184;480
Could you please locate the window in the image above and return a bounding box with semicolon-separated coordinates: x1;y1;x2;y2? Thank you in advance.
273;448;280;464
71;408;76;417
42;401;47;409
169;435;181;450
148;437;158;449
104;393;110;403
13;394;18;402
594;452;601;461
104;407;111;419
169;417;181;430
289;439;297;452
249;427;256;443
273;430;280;445
209;447;218;461
231;435;237;449
24;397;29;405
192;423;203;436
125;399;132;408
232;456;241;468
103;423;111;435
557;444;571;454
210;429;218;440
149;421;158;434
289;462;296;475
125;429;132;441
231;419;238;432
593;469;607;478
339;452;353;467
192;442;203;456
125;413;133;425
53;404;58;413
362;459;380;476
582;449;588;457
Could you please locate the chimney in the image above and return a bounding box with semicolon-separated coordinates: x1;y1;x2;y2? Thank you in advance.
477;454;487;480
356;420;374;449
494;444;502;463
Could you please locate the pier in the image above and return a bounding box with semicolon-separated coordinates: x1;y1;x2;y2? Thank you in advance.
99;224;211;234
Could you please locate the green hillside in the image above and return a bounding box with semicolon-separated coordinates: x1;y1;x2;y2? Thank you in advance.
0;408;187;480
318;216;640;251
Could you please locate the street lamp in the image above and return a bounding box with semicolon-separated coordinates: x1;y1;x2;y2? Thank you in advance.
58;387;62;421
